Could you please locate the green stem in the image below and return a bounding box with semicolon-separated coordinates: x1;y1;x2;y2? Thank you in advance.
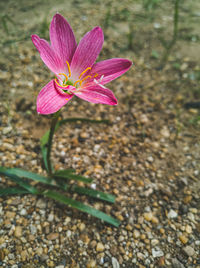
46;110;61;176
161;0;180;63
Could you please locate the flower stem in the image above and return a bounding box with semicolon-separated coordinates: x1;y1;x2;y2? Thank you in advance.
47;110;61;176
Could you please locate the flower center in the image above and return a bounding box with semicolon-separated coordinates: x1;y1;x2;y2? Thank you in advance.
54;61;98;90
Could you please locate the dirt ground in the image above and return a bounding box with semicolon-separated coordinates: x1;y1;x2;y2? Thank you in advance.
0;0;200;267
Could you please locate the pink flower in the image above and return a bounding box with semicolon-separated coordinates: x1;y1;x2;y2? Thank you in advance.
32;14;132;114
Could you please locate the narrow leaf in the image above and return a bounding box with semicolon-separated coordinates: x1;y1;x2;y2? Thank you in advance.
0;167;53;186
0;170;38;194
43;190;120;227
54;170;93;183
71;185;115;203
0;187;29;196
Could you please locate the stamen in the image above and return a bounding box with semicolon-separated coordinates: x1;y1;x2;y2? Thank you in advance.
79;67;91;79
66;61;71;77
94;73;98;78
54;78;69;88
82;75;92;82
74;80;82;87
58;73;69;83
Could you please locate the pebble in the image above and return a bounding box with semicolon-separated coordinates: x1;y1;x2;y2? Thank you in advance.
152;247;164;258
20;208;27;216
47;233;59;240
48;214;54;222
14;226;22;238
172;258;185;268
36;199;46;209
112;257;120;268
96;242;105;252
185;225;192;234
179;235;188;244
133;229;140;239
182;245;195;257
167;209;178;219
144;212;153;221
86;259;96;268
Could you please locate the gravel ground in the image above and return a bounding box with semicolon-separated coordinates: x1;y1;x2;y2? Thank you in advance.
0;0;200;267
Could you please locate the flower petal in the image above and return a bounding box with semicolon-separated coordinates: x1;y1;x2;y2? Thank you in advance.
71;83;117;105
90;58;132;85
31;34;65;75
70;27;104;80
50;14;77;65
37;80;74;114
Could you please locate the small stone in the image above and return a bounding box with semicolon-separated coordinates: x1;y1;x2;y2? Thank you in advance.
47;233;59;240
0;249;5;261
179;235;188;244
152;216;159;224
158;256;165;266
20;209;27;216
152;248;164;258
182;246;195;257
183;195;192;204
96;242;105;252
14;226;22;237
48;214;54;222
86;259;96;268
66;230;71;238
133;229;140;239
172;258;185;268
144;212;153;221
36;247;43;255
40;254;49;261
21;250;27;261
36;199;46;209
112;257;120;268
185;225;192;234
160;127;170;138
167;209;178;219
78;223;86;232
151;239;159;246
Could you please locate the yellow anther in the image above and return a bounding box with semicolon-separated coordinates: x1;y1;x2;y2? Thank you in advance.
79;67;91;79
54;78;69;88
82;75;92;82
94;73;98;78
74;80;82;87
58;73;69;83
66;61;71;77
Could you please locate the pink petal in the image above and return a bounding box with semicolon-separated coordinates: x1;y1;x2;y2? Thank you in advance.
89;58;132;85
31;35;65;75
37;80;74;114
50;14;77;65
71;83;117;105
70;27;104;81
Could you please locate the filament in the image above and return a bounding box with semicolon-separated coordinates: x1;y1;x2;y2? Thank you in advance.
74;80;82;87
58;73;69;83
66;61;71;77
79;67;91;79
54;78;69;88
82;75;92;82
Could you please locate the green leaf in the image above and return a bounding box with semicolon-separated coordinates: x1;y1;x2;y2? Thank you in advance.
0;187;29;196
54;170;93;183
0;168;39;194
71;185;115;203
43;190;120;227
40;130;50;147
41;145;49;172
0;167;54;186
